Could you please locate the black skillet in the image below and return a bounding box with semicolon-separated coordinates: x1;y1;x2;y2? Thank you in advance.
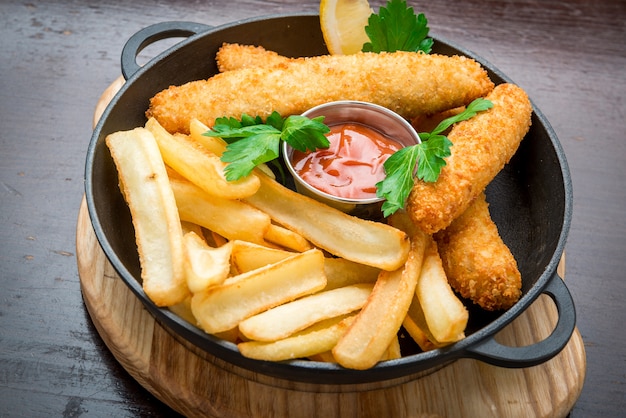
85;13;575;385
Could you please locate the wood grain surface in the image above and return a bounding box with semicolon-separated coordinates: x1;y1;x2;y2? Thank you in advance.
1;0;625;417
76;197;585;418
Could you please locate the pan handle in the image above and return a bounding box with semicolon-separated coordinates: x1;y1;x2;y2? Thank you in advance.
121;21;212;80
464;272;576;367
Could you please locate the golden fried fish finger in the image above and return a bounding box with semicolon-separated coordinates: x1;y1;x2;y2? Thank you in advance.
216;43;292;72
407;83;532;234
434;192;522;311
147;51;494;134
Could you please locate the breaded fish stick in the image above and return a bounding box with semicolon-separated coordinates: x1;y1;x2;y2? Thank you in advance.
147;51;494;134
216;43;292;72
434;192;522;311
407;83;532;234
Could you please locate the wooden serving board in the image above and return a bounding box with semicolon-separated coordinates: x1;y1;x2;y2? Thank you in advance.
79;77;585;417
77;199;585;418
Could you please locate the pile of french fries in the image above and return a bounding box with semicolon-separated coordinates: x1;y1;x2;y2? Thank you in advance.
105;117;469;370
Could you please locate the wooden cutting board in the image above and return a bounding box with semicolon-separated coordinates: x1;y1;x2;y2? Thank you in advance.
76;199;585;418
79;77;585;417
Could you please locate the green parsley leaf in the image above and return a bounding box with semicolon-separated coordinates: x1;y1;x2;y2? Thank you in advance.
220;132;281;181
204;111;330;181
362;0;433;54
281;115;330;152
375;146;420;216
424;98;495;139
376;98;493;217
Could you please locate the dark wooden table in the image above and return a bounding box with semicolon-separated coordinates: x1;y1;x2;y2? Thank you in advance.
1;0;624;416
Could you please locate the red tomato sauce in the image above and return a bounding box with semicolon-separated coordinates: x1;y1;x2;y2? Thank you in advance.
291;123;402;199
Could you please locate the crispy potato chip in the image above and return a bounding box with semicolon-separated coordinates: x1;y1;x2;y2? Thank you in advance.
183;231;232;293
146;117;260;199
105;128;188;307
239;283;373;341
238;315;356;362
244;173;410;271
191;249;327;334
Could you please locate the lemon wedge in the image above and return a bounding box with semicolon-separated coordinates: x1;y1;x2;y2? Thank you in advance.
319;0;373;55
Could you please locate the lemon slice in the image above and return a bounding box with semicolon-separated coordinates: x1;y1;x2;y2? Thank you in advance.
320;0;373;55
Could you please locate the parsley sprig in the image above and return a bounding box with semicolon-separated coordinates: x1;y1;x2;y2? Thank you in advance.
376;98;494;217
204;111;330;181
362;0;433;54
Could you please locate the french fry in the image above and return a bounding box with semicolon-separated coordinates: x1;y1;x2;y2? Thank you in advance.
309;351;336;363
191;249;327;334
169;174;272;245
323;257;380;291
183;231;232;293
189;117;275;179
210;231;229;247
238;315;356;362
332;225;428;370
168;296;197;325
230;240;294;274
189;118;227;156
146;117;260;199
381;335;402;361
244;173;410;271
239;283;373;341
415;238;469;344
264;223;312;252
389;211;467;345
105;128;188;307
403;295;443;351
180;220;205;237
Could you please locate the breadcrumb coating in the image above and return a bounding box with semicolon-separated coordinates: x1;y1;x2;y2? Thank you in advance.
407;83;532;234
146;51;494;134
434;192;522;311
216;43;292;72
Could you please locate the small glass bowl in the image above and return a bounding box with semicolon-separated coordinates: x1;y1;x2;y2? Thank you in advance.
282;101;421;219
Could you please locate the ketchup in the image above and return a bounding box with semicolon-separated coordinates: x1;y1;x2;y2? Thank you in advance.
291;123;401;199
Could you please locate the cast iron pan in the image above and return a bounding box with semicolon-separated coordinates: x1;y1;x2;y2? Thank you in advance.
85;13;575;385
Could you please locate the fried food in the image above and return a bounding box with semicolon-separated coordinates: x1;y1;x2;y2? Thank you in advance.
145;117;260;199
414;236;468;343
390;211;467;346
435;192;522;311
407;83;532;234
238;283;373;341
190;248;327;334
216;43;292;72
169;173;272;246
332;217;428;370
105;128;188;306
182;231;232;293
147;51;494;134
238;315;356;362
244;171;410;271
